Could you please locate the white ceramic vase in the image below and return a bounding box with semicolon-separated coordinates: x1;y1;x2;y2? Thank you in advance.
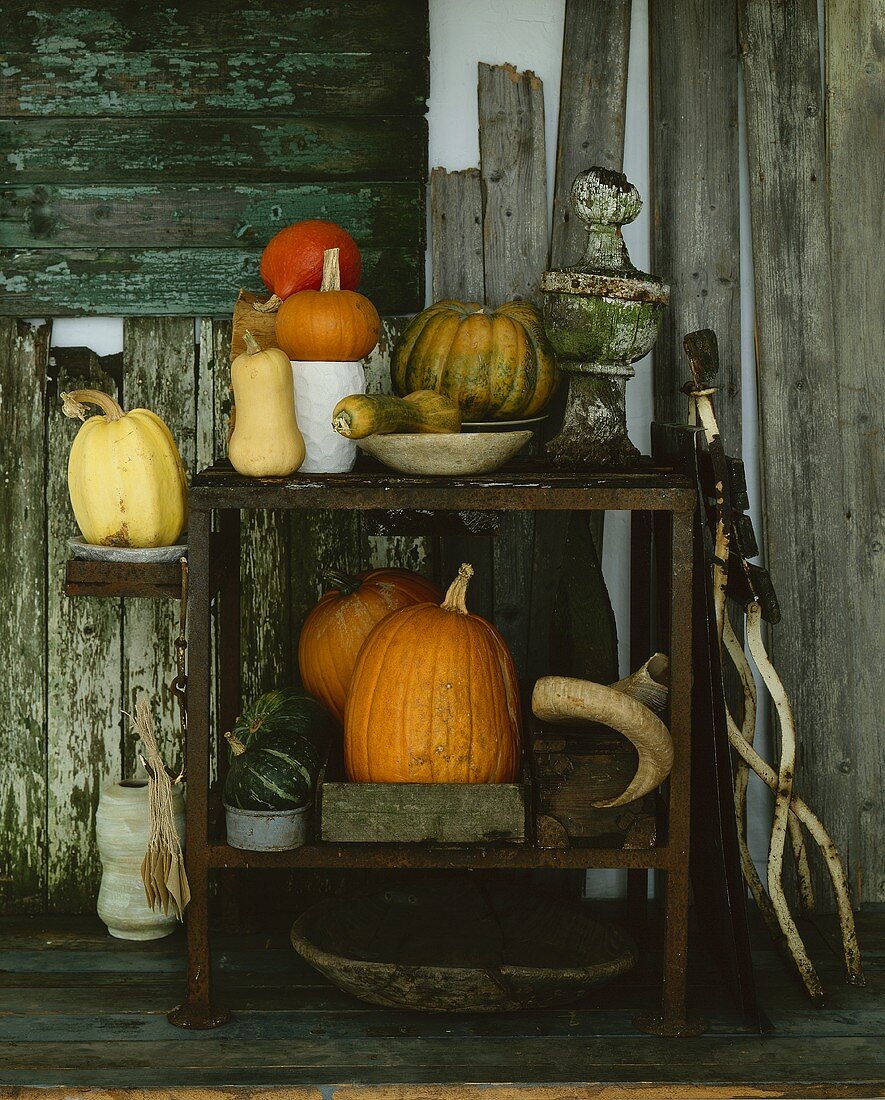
95;780;185;940
291;360;366;473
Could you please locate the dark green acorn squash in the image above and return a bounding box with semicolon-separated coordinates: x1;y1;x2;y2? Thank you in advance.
223;690;333;811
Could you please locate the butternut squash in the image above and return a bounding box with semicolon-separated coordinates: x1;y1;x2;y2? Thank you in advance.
229;331;305;477
331;390;461;439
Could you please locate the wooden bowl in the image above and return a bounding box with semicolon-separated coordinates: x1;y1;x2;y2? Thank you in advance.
291;880;637;1012
356;430;532;475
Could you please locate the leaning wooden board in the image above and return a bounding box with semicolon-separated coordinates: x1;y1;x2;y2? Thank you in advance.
430;167;495;621
739;0;859;908
826;0;885;904
539;0;630;688
479;62;548;680
650;0;741;454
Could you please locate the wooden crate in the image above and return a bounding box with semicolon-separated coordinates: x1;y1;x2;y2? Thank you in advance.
532;729;657;849
319;773;529;845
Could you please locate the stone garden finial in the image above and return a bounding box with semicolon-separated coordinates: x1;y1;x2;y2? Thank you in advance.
541;167;669;468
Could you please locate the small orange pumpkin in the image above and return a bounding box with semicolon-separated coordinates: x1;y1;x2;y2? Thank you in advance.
298;567;442;723
275;247;381;362
344;563;522;783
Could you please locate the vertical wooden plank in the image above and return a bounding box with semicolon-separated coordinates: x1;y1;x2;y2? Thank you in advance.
651;0;741;451
826;0;884;903
46;347;124;912
430;168;494;615
479;63;549;676
0;318;49;913
650;0;744;725
479;63;548;308
541;0;632;685
121;317;196;772
740;0;856;908
430;167;485;301
551;0;631;268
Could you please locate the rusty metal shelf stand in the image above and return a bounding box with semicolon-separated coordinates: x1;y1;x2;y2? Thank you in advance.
167;462;699;1035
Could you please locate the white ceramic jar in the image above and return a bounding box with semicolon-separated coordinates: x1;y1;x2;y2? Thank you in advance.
291;360;366;473
95;779;185;940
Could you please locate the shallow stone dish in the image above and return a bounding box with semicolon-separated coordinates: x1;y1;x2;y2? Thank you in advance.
356;430;532;475
68;537;187;563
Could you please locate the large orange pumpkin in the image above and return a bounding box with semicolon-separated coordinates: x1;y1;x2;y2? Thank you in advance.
298;567;442;723
344;564;522;783
259;219;361;306
276;248;381;362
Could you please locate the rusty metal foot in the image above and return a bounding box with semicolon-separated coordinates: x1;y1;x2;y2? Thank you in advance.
633;1011;708;1037
167;1000;231;1029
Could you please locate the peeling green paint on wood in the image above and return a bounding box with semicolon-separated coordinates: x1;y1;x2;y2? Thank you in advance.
2;1;429;54
3;116;427;184
2;0;429;318
0;247;423;317
46;347;124;913
0;50;428;116
0;182;423;249
0;319;49;913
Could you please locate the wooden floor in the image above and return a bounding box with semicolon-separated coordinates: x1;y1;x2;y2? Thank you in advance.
0;903;882;1098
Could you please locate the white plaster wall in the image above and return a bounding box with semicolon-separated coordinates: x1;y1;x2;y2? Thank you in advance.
48;0;772;890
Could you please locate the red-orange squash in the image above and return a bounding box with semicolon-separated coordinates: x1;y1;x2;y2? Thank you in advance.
344;564;522;783
260;220;361;304
276;248;380;362
298;568;442;723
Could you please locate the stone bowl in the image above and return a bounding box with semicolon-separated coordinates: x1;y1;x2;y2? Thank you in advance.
541;289;666;365
356;430;532;476
291;880;638;1012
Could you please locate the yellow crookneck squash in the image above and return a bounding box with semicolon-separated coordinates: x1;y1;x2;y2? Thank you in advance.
61;389;188;548
228;331;306;477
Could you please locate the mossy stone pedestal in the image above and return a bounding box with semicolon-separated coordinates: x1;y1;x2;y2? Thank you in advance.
541;168;669;468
